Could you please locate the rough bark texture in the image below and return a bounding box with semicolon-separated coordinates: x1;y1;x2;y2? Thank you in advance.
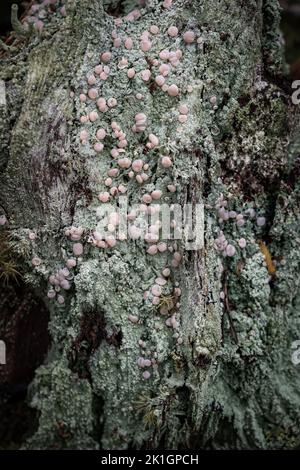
0;0;300;450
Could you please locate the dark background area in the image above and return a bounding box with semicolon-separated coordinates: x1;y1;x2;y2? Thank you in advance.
0;0;25;36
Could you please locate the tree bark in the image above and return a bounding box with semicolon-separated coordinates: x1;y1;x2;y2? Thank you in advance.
0;0;300;450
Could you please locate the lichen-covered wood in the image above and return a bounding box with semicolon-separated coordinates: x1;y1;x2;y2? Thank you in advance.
0;0;300;450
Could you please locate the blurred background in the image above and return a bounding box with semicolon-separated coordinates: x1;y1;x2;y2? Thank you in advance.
280;0;300;78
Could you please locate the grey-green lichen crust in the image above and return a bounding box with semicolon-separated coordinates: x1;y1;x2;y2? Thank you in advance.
0;0;299;450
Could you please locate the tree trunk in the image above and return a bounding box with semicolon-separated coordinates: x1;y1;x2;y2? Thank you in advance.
0;0;300;450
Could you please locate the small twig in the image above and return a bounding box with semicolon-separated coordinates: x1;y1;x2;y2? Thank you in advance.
223;271;239;345
0;38;17;53
11;4;32;38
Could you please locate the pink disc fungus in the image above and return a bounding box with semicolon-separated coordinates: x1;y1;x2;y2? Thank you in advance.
94;65;102;75
157;242;167;253
93;231;103;241
73;243;83;256
132;159;143;172
118;57;128;69
128;314;139;323
32;257;42;267
257;216;266;227
142;371;151;379
101;51;112;63
226;244;236;257
129;226;142;240
155;277;167;286
100;72;108;81
94;142;104;152
28;231;36;240
135;112;147;122
127;68;136;78
89;111;99;122
178;114;188;123
118;184;127;193
125;37;133;50
174;287;182;296
118;139;127;148
183;30;195;43
147;133;159;149
66;258;77;269
238;238;247;248
161;156;172;168
88;88;98;100
47;290;56;299
246;208;256;218
110;186;118;196
96;128;106;140
106;235;116;248
140;40;152;52
163;0;173;8
60;279;71;291
150;25;159;34
137;357;145;367
69;226;84;241
118;157;132;169
105;178;113;187
173;252;182;262
159;49;170;60
179;104;189;114
141;69;151;81
87;74;96;85
162;268;170;277
168;26;178;37
155;75;165;86
79;129;88;143
168;84;179;96
159;64;170;76
97;98;107;112
151;189;162;200
111;148;119;158
107;168;119;177
147;245;158;255
142;194;152;204
57;295;65;305
107;97;117;108
98;192;110;203
134;113;147;132
236;218;245;227
114;38;122;48
152;296;160;305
